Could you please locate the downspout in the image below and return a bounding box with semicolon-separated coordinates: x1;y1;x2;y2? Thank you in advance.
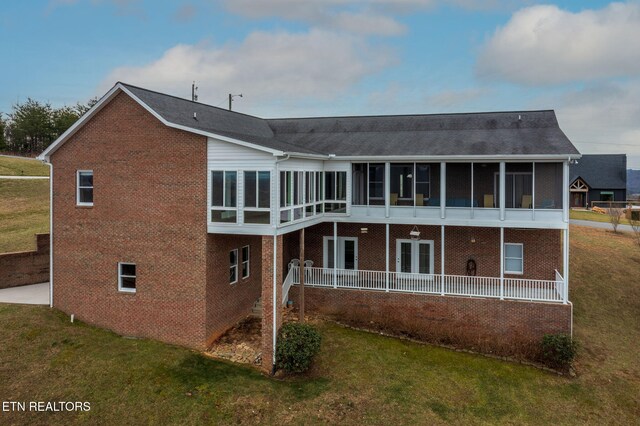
272;154;290;373
42;159;53;308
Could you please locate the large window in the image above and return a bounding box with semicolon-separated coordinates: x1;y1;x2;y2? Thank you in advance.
118;262;136;293
324;171;347;213
76;170;94;206
244;171;270;224
230;249;238;284
241;245;250;279
498;163;533;209
504;243;523;274
211;171;237;223
446;163;472;207
368;164;385;206
390;163;413;206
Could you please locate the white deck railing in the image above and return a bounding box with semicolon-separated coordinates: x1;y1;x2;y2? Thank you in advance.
287;266;566;303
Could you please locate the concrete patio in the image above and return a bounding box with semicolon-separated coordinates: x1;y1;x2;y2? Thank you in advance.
0;283;49;305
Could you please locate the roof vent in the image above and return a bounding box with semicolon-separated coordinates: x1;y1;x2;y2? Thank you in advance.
193;112;197;120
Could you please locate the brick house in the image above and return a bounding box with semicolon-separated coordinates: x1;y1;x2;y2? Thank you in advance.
39;83;580;372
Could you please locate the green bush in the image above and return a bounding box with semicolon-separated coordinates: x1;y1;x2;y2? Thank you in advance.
541;334;578;369
276;322;322;373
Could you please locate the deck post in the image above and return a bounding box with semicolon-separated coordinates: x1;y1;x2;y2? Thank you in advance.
499;161;506;221
299;228;305;322
385;223;390;292
385;162;391;218
563;227;569;304
333;221;337;289
500;226;504;300
440;225;445;296
563;160;569;223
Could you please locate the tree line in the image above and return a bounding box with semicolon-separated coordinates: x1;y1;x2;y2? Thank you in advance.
0;97;97;155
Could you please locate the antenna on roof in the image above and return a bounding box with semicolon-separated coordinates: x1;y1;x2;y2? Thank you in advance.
229;93;243;111
191;81;198;102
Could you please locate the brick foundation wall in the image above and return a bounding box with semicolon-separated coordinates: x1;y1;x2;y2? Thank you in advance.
205;234;262;345
290;285;571;359
0;234;50;289
50;92;209;349
302;223;561;281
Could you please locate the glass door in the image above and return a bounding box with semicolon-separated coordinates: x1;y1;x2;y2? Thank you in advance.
396;240;434;274
325;237;358;271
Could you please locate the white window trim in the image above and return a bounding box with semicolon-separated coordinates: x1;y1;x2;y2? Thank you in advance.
395;239;435;275
230;249;239;284
211;170;238;224
323;236;358;270
241;245;250;279
243;171;271;224
118;262;136;293
76;170;94;207
504;243;524;275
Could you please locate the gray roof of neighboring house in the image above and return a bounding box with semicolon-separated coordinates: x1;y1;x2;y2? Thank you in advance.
122;83;580;158
570;154;627;189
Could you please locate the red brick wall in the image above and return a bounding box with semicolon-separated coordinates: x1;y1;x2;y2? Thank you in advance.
302;223;561;280
290;286;571;359
0;234;49;289
50;92;209;348
261;235;283;372
205;234;262;344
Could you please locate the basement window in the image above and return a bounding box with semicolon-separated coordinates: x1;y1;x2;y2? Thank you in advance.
118;263;136;293
242;245;250;279
76;170;93;206
504;243;523;275
230;249;238;284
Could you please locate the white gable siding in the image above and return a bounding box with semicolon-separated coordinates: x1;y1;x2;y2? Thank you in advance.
207;137;275;169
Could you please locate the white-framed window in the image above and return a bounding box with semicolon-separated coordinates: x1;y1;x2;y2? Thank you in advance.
118;262;136;293
504;243;524;274
211;171;237;223
241;245;250;279
244;171;271;224
324;171;347;213
230;249;238;284
76;170;94;206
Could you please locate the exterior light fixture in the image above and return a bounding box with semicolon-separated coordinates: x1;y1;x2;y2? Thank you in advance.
360;227;368;234
471;237;476;243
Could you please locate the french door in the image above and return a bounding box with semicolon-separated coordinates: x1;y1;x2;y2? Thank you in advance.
396;239;434;275
324;237;358;270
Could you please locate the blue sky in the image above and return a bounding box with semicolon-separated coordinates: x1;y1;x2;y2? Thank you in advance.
1;0;639;166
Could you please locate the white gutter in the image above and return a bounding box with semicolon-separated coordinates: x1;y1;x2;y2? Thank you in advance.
330;154;582;161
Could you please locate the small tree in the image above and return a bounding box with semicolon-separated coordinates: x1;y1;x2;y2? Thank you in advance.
608;203;624;233
630;216;640;247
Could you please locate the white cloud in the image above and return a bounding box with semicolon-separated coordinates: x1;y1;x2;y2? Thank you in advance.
101;29;394;111
477;3;640;85
550;80;640;168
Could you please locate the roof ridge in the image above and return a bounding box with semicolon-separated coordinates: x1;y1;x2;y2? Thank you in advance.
266;109;556;121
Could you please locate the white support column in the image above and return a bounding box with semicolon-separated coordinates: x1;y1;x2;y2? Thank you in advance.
499;162;506;221
532;162;536;221
563;227;569;304
470;162;474;219
333;221;338;288
440;162;446;219
385;223;390;292
440;225;445;296
563;160;569;223
385;162;391;218
500;226;504;300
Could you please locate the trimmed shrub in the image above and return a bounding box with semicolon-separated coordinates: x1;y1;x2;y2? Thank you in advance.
276;322;322;373
541;334;578;369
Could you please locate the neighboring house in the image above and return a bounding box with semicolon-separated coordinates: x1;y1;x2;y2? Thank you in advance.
569;154;627;208
39;83;579;372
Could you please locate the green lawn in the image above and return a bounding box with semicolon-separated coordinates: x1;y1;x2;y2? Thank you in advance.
0;155;49;176
0;225;639;424
0;179;49;253
570;209;631;226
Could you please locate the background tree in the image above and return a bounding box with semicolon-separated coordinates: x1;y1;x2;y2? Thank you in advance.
7;98;55;153
0;113;6;151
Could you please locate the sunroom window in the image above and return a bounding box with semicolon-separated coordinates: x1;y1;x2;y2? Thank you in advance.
211;171;237;223
244;171;270;224
324;171;347;213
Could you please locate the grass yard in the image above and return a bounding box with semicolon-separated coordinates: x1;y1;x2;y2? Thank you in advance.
0;179;49;253
0;155;49;176
570;208;631;226
0;225;639;424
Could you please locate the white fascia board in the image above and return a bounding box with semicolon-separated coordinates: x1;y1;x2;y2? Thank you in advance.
281;152;331;160
38;84;123;162
330;154;581;162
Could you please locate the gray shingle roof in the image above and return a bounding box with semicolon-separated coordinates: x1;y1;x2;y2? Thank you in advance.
121;83;579;158
570;154;627;189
